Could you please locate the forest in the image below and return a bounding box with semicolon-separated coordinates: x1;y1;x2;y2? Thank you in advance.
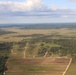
0;42;13;75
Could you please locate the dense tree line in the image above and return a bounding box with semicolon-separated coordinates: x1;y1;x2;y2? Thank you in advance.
38;47;47;57
0;42;13;75
17;41;27;51
0;29;16;35
54;39;76;61
22;37;76;61
14;34;44;38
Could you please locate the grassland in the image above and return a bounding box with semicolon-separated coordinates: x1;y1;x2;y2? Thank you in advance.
0;27;76;42
6;56;70;75
0;25;76;75
65;62;76;75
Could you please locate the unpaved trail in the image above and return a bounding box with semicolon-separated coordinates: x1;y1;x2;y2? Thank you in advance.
23;46;28;58
23;43;29;58
42;53;53;65
11;49;16;54
3;59;9;75
44;51;48;57
50;53;53;58
23;49;26;58
43;47;51;57
62;58;72;75
11;49;14;54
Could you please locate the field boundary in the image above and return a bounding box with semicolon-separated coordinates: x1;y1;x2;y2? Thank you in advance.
62;58;72;75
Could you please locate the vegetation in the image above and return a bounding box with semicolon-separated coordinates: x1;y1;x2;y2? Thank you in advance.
0;29;16;35
0;42;13;74
0;24;76;75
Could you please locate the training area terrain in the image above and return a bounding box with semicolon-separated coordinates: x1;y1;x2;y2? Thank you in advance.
0;23;76;75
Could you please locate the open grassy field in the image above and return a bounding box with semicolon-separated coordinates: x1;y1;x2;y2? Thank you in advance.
0;27;76;42
0;26;76;75
65;62;76;75
3;27;76;36
6;57;70;75
5;40;71;75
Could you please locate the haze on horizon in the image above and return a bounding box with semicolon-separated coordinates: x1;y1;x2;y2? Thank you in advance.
0;0;76;24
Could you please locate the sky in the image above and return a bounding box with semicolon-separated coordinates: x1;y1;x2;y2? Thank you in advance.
0;0;76;24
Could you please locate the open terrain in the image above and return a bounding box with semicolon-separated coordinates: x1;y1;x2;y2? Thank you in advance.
65;62;76;75
6;57;70;75
1;25;76;42
0;23;76;75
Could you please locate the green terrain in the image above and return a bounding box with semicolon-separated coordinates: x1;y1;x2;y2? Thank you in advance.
0;23;76;75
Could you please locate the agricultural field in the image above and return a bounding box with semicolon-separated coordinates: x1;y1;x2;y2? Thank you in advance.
65;62;76;75
6;57;70;75
0;24;76;75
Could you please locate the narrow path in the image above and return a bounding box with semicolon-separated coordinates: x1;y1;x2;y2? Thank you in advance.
62;58;72;75
23;47;27;58
3;59;9;75
43;47;51;57
11;49;14;54
50;53;53;58
23;42;29;58
33;55;35;58
44;51;48;57
3;72;5;75
11;49;16;54
42;53;53;65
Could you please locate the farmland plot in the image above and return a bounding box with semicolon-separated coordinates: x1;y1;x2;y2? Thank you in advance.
6;57;70;75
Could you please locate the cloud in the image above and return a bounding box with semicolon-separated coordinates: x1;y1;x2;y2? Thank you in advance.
0;0;47;12
51;4;57;11
0;0;76;18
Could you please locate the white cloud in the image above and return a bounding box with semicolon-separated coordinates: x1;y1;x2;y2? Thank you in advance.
0;0;76;18
51;4;57;11
0;0;46;12
62;15;68;18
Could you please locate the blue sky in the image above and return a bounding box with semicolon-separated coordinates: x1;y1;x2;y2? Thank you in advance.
44;0;76;8
0;0;76;24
